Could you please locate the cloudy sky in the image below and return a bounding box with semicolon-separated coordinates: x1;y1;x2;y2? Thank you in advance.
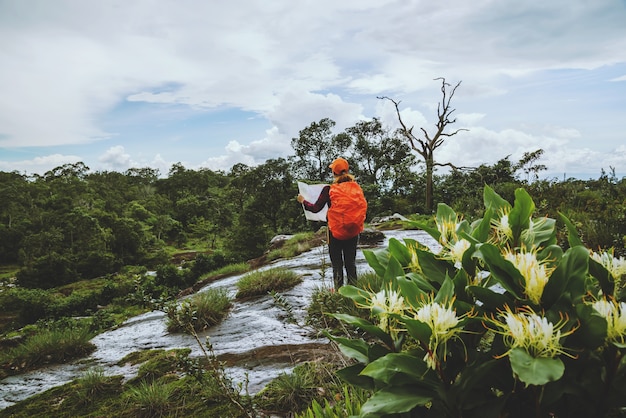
1;0;625;180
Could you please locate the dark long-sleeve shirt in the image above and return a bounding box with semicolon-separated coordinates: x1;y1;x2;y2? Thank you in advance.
302;185;331;213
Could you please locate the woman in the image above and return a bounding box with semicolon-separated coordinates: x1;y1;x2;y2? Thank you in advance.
297;158;367;289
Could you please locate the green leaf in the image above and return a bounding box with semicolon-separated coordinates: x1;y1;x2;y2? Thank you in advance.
363;248;390;278
483;185;511;213
434;275;455;304
474;243;523;299
331;313;394;348
404;317;433;346
467;285;512;310
388;238;413;267
406;220;441;242
538;244;563;263
325;333;371;363
543;245;589;306
452;268;472;302
414;247;455;285
360;387;433;417
509;188;535;245
471;208;494;242
509;348;564;386
455;359;507;409
436;202;458;226
335;363;375;390
360;352;438;386
617;349;626;375
542;245;589;303
558;212;584;248
397;276;431;309
458;234;479;276
568;303;607;349
524;217;557;249
589;256;615;297
384;253;406;284
338;284;370;306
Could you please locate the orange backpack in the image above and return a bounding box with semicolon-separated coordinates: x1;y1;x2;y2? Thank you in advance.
328;181;367;240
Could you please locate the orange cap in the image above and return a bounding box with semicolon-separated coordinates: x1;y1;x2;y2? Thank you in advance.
329;158;349;175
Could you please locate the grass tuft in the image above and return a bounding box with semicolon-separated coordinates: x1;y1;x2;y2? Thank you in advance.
266;232;323;262
166;287;232;333
210;262;251;277
235;267;302;299
0;322;95;377
126;380;175;418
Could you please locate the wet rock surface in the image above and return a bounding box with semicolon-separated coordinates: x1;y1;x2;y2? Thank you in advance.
0;229;438;410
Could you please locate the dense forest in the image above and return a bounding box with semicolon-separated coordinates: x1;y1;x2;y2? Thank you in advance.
1;116;625;416
0;117;625;292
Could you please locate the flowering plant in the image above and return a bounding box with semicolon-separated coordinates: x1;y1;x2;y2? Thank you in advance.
328;186;626;418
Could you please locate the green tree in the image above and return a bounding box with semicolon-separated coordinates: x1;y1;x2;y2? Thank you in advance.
246;158;299;232
291;118;350;182
345;118;416;192
0;171;30;262
438;157;518;216
513;149;547;182
343;118;418;216
224;206;271;261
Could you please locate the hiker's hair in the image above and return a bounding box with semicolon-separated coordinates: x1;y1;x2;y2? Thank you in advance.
333;173;355;184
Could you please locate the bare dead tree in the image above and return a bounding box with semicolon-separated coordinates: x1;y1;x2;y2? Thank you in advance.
379;77;469;213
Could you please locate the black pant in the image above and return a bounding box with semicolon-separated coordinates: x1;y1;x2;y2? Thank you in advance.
328;231;359;288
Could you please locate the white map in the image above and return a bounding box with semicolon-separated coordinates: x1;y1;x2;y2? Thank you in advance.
297;181;328;222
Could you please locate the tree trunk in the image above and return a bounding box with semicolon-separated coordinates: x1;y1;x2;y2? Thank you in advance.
426;155;434;213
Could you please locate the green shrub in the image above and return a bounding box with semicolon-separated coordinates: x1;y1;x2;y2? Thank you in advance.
330;185;626;418
1;287;53;324
354;271;385;293
305;286;360;333
266;232;320;262
0;321;95;377
191;251;230;276
166;287;232;333
155;264;188;288
256;362;360;416
211;262;250;277
48;289;101;317
78;367;108;395
295;385;368;418
126;380;175;418
235;267;301;299
15;252;76;289
74;366;122;406
255;363;320;414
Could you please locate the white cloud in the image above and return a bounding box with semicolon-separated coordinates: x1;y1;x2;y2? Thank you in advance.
267;90;364;139
0;154;82;175
98;146;136;171
0;0;625;178
432;125;617;179
457;113;487;126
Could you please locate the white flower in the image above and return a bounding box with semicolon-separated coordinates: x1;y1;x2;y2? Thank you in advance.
448;238;471;268
590;250;626;281
503;247;554;304
423;352;437;370
412;298;470;369
491;209;513;243
437;218;459;246
362;288;405;338
489;306;574;359
592;298;626;344
414;302;461;338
